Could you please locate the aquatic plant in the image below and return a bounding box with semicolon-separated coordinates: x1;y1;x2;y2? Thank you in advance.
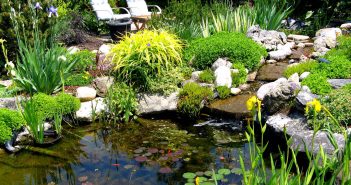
21;99;45;144
0;108;25;130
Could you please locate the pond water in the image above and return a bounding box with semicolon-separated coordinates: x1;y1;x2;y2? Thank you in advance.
0;117;256;185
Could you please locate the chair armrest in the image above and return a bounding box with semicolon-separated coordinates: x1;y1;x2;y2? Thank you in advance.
147;5;162;14
111;7;131;15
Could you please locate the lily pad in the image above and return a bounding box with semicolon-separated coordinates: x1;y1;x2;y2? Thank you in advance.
204;171;213;177
187;178;195;183
142;141;149;144
159;167;172;174
182;172;196;179
144;152;152;157
135;156;148;162
198;177;208;182
212;174;224;180
218;168;231;175
148;148;159;154
159;156;168;161
195;171;204;176
134;148;144;154
231;168;242;175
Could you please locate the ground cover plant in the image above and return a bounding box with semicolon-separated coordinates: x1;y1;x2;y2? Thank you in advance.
232;63;247;87
284;60;318;78
199;68;215;83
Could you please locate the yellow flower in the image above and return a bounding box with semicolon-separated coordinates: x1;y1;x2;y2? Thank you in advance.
195;177;200;185
0;38;5;44
306;99;322;113
246;96;261;111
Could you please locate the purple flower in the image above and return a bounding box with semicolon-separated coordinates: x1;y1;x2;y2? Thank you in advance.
48;6;58;17
147;43;150;47
34;2;42;10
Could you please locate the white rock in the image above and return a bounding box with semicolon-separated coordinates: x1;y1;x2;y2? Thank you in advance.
257;78;289;100
247;71;257;82
287;34;310;41
230;88;241;95
76;98;107;122
341;23;351;30
239;84;250;91
93;76;115;97
98;44;112;54
288;73;299;83
288;59;296;64
297;43;305;48
230;69;239;74
214;66;232;88
299;55;308;62
191;71;203;81
0;80;13;88
299;72;310;80
138;92;178;114
76;87;97;102
315;28;342;49
269;43;292;60
67;46;80;54
211;58;232;71
267;59;277;64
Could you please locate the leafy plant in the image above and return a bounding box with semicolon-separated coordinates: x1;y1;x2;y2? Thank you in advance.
216;86;231;99
105;83;138;123
54;93;80;115
147;67;185;95
284;60;318;78
0;108;25;130
184;32;267;71
177;82;213;119
199;69;215;83
67;49;96;73
31;93;59;121
65;72;93;86
301;73;332;95
231;63;247;87
0;122;12;143
53;112;63;135
108;30;183;91
21;99;45;144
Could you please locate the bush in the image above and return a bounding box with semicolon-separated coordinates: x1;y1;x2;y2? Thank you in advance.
199;69;215;83
67;49;96;72
0;122;12;143
301;73;332;95
231;63;247;87
65;72;93;86
31;93;59;120
283;60;318;78
55;93;80;115
216;86;231;99
177;82;213;118
108;30;183;91
148;67;185;95
184;32;267;71
105;83;138;123
0;108;25;130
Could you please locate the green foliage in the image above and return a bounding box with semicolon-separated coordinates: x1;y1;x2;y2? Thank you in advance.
216;86;231;99
185;32;267;71
148;67;184;95
67;49;96;72
301;73;332;95
231;63;247;87
177;82;213;118
199;69;215;83
55;93;80;115
283;60;318;77
109;30;183;92
21;98;44;144
105;83;138;123
31;93;59;120
65;72;93;86
0;108;25;130
0;122;12;143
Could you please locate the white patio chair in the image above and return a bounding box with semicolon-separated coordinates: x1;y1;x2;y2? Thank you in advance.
126;0;162;17
90;0;131;21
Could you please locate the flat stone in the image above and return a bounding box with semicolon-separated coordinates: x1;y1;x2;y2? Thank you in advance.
287;34;310;41
297;43;305;48
138;92;178;115
230;88;241;95
76;87;97;102
256;62;289;81
296;89;318;111
266;60;277;64
328;79;351;89
76;98;107;122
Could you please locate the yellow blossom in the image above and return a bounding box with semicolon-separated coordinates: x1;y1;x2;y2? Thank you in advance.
305;99;322;113
246;96;261;111
195;177;200;185
0;39;5;44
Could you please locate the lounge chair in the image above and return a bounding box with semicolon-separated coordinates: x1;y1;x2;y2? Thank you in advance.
90;0;131;21
126;0;162;17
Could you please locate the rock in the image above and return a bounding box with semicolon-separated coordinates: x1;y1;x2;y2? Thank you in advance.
230;69;239;74
305;43;314;47
297;43;305;48
341;23;351;30
269;44;292;60
299;72;310;80
96;44;114;75
266;113;345;155
267;59;277;64
206;94;252;118
0;97;25;110
211;58;232;71
98;44;112;54
256;62;289;81
257;78;287;100
191;71;203;81
247;25;287;51
0;80;13;88
299;55;308;62
288;59;296;64
230;88;241;95
238;84;250;91
288;34;310;41
328;79;351;89
138;92;178;114
214;66;232;88
296;87;318;111
76;98;107;122
310;52;323;58
76;87;97;102
314;28;342;54
288;73;299;83
67;46;80;54
246;71;257;82
93;76;115;97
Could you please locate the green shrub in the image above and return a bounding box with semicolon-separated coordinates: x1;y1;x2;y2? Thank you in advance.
184;32;267;71
105;83;138;123
108;30;183;91
67;49;96;72
177;82;213;118
199;69;215;83
65;72;93;86
326;36;351;60
301;73;332;95
0;122;12;143
31;93;59;120
231;63;247;87
148;67;184;95
216;86;231;99
0;108;25;130
55;93;80;115
314;55;351;79
283;60;318;78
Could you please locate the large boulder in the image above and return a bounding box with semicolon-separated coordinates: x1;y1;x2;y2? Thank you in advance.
76;97;107;122
211;58;232;71
295;86;318;111
314;28;342;55
247;25;287;51
341;23;351;34
268;43;292;60
92;76;115;97
76;87;97;102
257;78;288;100
138;92;178;115
214;66;232;88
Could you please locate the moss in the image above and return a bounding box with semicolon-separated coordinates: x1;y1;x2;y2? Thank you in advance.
301;73;332;95
283;60;318;78
216;86;231;99
199;69;215;83
0;108;25;130
55;93;81;115
65;72;93;86
0;122;12;143
231;63;247;87
31;93;59;120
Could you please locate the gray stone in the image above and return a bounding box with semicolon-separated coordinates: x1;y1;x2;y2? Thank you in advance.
297;42;305;48
191;71;203;81
288;73;299;83
93;76;115;97
238;84;250;91
230;88;241;95
0;97;25;110
247;25;287;51
266;113;345;155
98;44;112;55
76;97;107;122
76;87;97;102
299;72;310;80
246;71;257;82
257;78;287;100
299;55;308;62
138;92;178;114
288;34;310;41
212;58;232;71
310;52;323;58
296;88;318;111
0;80;13;88
214;66;232;88
288;59;296;64
328;79;351;89
314;28;342;53
269;45;292;60
341;23;351;30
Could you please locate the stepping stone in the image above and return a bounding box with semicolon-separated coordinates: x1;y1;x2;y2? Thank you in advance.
287;34;310;41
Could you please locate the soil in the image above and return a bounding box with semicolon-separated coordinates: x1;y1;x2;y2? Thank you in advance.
70;33;112;51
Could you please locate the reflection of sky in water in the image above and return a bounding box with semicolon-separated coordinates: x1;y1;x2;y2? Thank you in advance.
0;119;257;185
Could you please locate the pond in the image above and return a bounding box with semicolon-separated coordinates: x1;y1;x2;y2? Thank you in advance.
0;117;258;185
